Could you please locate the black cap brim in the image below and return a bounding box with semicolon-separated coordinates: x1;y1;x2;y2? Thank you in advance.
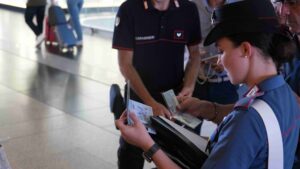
204;19;280;46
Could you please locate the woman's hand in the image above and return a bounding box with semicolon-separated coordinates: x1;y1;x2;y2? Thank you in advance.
115;112;155;151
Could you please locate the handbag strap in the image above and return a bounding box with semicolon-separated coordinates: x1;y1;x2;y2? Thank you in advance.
251;99;283;169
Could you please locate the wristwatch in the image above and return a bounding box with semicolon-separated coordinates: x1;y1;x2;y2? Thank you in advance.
142;143;160;162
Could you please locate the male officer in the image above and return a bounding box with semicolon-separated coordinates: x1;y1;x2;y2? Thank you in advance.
275;1;300;168
112;0;201;168
279;0;300;99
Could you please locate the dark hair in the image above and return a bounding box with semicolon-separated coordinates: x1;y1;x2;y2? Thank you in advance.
226;31;296;69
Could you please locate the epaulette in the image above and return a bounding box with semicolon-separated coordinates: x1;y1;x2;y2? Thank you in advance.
234;86;264;111
234;96;256;111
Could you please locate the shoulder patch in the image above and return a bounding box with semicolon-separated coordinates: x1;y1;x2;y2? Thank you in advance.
235;85;265;110
234;96;255;111
115;16;120;27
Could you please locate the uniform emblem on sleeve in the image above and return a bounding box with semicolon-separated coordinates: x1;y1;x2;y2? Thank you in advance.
174;30;184;40
115;17;120;27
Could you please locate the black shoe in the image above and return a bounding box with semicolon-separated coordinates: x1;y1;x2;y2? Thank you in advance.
109;84;125;122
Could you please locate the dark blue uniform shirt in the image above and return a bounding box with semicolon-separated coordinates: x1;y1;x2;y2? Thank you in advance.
203;75;300;169
112;0;201;100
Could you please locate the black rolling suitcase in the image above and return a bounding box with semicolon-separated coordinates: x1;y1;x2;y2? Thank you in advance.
48;5;77;49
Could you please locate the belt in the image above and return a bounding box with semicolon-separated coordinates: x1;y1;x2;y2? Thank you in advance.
198;76;230;83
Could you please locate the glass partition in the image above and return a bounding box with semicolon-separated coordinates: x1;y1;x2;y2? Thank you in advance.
80;0;124;32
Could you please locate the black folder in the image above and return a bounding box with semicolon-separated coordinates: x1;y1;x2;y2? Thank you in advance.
151;116;208;169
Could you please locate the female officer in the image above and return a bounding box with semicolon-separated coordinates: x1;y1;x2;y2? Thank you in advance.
116;0;300;168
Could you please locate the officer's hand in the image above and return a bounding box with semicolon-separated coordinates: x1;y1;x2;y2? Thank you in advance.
116;112;154;150
177;87;193;108
150;101;172;119
177;96;215;119
178;86;193;97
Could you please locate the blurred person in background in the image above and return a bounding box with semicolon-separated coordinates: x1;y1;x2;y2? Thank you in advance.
25;0;46;48
192;0;239;105
272;1;300;168
67;0;84;46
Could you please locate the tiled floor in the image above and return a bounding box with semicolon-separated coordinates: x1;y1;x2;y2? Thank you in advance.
0;7;159;169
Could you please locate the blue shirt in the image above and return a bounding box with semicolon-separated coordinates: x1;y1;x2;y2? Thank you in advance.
202;75;300;169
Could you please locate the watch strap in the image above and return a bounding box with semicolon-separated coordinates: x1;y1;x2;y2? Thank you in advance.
143;143;160;162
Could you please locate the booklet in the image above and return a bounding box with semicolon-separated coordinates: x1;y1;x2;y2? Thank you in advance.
160;116;208;154
127;99;155;134
161;89;202;129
